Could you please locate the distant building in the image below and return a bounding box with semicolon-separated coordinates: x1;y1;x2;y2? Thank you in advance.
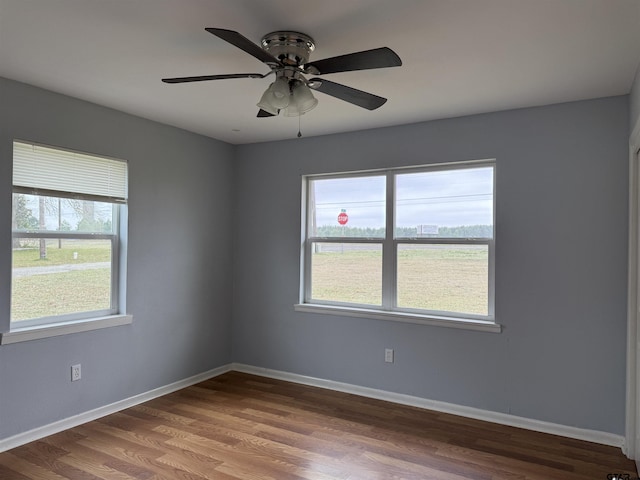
417;224;439;236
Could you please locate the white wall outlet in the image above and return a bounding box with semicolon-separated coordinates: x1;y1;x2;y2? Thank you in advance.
71;364;81;382
385;348;394;363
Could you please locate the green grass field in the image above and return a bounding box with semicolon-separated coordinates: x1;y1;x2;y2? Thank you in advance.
12;241;112;321
11;269;111;321
12;242;489;322
12;242;110;267
311;244;488;315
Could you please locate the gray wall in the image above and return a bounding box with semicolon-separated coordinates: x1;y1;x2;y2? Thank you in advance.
0;78;235;440
233;96;630;435
0;75;631;442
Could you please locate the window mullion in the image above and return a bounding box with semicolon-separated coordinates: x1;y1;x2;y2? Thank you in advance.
12;231;115;240
381;172;395;310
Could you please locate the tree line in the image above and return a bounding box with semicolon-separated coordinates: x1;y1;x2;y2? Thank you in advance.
13;194;112;233
313;224;492;238
13;194;112;258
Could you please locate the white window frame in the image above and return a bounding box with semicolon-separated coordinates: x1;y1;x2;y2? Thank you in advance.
295;160;500;333
2;141;132;345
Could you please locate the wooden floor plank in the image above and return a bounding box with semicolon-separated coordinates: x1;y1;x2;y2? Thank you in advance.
0;371;636;479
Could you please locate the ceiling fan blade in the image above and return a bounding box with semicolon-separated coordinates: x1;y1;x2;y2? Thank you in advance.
308;78;387;110
162;73;266;83
303;47;401;75
257;109;277;117
205;28;281;67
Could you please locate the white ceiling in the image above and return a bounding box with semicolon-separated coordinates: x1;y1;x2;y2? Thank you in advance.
1;0;639;145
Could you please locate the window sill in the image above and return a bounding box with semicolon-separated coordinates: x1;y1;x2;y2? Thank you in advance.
0;314;133;345
294;304;501;333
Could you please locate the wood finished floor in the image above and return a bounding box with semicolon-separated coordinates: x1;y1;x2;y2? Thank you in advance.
0;371;636;479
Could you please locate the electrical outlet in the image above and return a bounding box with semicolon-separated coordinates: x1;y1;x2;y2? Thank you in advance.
71;364;81;382
385;348;394;363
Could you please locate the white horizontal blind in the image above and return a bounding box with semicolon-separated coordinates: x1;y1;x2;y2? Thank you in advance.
13;141;128;203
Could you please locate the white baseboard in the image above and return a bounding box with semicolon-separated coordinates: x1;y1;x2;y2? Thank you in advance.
0;364;232;453
0;362;625;453
232;363;625;449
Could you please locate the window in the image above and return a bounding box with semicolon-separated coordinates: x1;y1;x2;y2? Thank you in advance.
298;160;497;330
10;141;128;330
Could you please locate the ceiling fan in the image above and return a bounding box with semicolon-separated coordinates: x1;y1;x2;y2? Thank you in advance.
162;28;402;117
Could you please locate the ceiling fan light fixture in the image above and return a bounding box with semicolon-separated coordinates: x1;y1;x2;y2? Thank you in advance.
256;88;280;115
257;78;291;112
282;81;318;117
271;77;290;101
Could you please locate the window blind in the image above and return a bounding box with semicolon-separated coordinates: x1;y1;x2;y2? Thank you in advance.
13;141;128;203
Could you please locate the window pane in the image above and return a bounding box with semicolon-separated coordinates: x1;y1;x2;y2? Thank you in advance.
397;244;488;315
395;167;493;238
12;238;112;322
12;193;115;233
311;243;382;305
309;176;385;238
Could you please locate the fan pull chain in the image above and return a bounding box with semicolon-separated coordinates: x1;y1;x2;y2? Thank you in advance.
297;115;302;138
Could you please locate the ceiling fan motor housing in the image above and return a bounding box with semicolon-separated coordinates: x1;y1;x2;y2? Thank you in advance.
261;31;315;67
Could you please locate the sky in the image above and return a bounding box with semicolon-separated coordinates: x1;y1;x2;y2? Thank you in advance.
311;165;494;230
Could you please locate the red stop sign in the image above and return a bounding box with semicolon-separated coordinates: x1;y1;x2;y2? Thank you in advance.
338;211;348;225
